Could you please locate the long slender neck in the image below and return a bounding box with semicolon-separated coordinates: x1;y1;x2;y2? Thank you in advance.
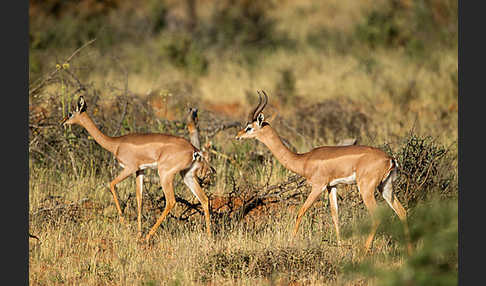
187;121;201;149
256;125;305;176
76;112;118;154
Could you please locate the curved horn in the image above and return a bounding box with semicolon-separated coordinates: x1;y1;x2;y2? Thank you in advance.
247;92;262;123
253;90;268;120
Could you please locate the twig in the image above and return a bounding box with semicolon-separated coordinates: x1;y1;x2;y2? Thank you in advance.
29;38;96;96
29;233;40;241
176;197;203;216
415;152;445;192
29;124;59;129
233;174;307;221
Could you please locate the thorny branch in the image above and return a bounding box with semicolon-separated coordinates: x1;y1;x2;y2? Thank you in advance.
128;171;307;223
234;174;307;220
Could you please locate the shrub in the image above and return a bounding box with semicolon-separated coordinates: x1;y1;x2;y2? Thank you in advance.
198;0;295;66
205;0;277;48
157;33;209;76
355;8;401;49
354;0;457;58
148;0;168;33
344;198;458;286
382;133;457;208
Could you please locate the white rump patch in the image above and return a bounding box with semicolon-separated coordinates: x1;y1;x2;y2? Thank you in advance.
193;151;202;161
139;162;158;170
329;172;356;187
183;161;202;201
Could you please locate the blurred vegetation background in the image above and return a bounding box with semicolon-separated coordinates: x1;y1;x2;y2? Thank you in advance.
29;0;458;285
29;0;457;115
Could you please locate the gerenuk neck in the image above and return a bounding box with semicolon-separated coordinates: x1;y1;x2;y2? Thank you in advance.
256;125;305;176
76;112;118;154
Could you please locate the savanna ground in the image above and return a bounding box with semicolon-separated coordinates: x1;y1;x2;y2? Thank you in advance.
29;0;458;285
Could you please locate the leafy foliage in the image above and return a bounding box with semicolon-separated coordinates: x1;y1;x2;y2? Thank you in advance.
203;0;279;49
345;198;457;286
157;33;209;76
354;0;457;58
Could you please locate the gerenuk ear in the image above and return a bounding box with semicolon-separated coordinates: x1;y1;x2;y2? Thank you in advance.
257;113;265;127
78;96;87;113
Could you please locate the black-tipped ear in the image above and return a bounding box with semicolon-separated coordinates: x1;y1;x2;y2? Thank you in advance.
189;107;198;122
78;96;87;113
256;113;264;126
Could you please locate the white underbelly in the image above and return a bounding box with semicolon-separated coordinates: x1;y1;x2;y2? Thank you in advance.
329;172;356;187
139;162;158;170
118;161;158;170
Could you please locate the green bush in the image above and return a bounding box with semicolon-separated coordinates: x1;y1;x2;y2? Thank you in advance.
157;33;209;76
148;0;168;34
29;1;156;53
345;198;458;286
30;9;114;51
354;0;457;58
198;0;295;66
274;69;296;106
205;0;277;48
355;8;401;49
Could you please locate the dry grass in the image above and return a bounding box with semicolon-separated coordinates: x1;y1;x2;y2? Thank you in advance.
29;0;457;284
30;166;410;285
